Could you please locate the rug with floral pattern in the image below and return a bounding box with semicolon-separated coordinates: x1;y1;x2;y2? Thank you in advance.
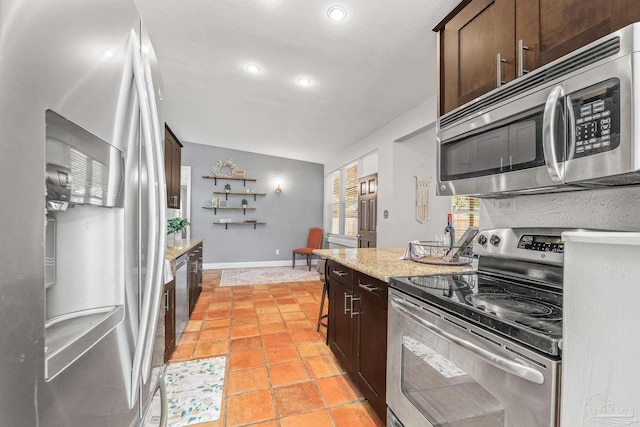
220;265;320;287
145;356;225;426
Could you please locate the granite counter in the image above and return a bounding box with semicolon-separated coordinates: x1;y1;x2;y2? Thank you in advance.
166;239;203;261
313;247;473;282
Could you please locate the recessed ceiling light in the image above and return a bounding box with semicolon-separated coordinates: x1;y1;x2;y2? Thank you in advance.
245;63;263;74
295;76;313;87
327;5;347;21
103;49;114;58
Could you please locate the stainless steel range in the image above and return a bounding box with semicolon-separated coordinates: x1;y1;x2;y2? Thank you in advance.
387;228;572;427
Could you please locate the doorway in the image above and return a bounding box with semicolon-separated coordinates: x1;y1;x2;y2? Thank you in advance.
357;173;378;248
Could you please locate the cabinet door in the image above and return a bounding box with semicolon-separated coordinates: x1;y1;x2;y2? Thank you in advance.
441;0;515;114
164;132;174;208
171;138;181;208
328;278;353;372
164;125;182;208
518;0;640;71
353;274;388;421
164;280;176;363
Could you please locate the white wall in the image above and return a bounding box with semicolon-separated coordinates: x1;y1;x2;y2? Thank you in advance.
324;95;453;247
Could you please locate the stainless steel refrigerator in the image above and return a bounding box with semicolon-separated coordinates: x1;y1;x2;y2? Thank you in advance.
0;0;168;425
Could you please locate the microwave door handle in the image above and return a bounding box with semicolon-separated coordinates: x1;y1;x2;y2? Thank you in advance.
566;97;576;161
391;298;545;385
542;85;565;182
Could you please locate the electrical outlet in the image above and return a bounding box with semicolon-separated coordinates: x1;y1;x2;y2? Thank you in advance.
276;249;279;255
495;197;516;213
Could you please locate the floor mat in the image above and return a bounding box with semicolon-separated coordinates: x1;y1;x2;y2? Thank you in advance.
145;356;226;427
220;265;320;286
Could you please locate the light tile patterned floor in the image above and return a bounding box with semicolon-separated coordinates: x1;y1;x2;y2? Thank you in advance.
170;270;385;427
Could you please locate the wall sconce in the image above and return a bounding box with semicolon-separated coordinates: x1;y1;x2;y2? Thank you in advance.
275;184;282;194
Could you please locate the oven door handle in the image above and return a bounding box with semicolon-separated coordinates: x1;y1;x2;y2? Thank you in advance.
391;298;545;385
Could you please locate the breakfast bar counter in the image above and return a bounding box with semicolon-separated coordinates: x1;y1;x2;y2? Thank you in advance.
313;246;473;282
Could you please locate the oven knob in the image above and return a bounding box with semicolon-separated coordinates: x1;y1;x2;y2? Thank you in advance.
490;235;501;246
477;235;488;245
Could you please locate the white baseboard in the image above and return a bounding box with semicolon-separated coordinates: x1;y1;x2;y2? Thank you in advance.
204;259;319;270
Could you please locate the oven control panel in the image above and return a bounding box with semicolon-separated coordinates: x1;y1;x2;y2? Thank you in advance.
474;228;574;266
517;235;564;253
570;78;620;158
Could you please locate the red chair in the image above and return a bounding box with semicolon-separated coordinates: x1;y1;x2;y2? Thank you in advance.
292;227;323;271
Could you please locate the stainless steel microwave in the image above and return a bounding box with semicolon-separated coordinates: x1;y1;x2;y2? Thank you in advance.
437;23;640;197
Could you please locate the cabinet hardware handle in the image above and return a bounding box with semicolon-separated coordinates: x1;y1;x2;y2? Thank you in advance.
517;39;530;77
164;290;170;311
335;270;347;277
350;295;361;318
497;53;507;87
344;293;351;314
358;283;379;293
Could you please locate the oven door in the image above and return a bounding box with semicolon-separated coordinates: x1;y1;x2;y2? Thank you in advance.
387;290;560;427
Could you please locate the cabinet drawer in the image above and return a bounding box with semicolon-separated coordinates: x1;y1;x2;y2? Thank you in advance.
328;261;353;286
355;272;388;308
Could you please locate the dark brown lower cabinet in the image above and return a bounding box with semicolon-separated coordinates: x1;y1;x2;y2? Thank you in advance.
328;277;353;371
353;271;388;420
163;279;176;363
327;260;388;421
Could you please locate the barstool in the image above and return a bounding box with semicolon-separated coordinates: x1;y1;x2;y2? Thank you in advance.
317;259;328;343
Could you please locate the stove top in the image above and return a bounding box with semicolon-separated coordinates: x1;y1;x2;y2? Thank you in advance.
390;271;563;356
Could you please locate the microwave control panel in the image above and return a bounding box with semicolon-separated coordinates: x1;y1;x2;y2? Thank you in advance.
570;78;620;158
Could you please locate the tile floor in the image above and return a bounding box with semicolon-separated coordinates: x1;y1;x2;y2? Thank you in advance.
169;269;385;427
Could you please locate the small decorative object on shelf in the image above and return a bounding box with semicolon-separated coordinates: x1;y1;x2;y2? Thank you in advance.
224;183;231;193
241;199;248;209
234;170;245;178
211;159;239;177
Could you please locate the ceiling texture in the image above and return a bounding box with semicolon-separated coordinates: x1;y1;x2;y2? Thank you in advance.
134;0;459;164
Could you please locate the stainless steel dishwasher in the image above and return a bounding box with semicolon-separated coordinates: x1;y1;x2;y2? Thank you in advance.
174;253;189;344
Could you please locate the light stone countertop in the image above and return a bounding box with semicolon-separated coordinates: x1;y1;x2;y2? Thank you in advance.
166;238;203;261
313;247;474;282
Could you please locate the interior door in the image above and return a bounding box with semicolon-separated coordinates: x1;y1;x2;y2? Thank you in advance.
357;173;377;248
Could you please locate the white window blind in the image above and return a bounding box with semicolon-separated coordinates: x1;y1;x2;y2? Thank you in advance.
326;162;359;238
452;196;480;238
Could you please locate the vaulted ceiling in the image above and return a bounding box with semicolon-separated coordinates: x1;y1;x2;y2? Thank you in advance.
134;0;458;163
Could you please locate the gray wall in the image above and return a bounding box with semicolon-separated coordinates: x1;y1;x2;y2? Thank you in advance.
182;142;324;266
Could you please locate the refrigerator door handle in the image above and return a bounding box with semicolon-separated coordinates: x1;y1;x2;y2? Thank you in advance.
129;29;160;408
141;48;167;381
159;371;168;427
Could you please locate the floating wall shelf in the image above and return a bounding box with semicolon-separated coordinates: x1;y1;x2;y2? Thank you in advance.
202;176;257;186
213;222;266;230
213;191;266;201
202;206;255;215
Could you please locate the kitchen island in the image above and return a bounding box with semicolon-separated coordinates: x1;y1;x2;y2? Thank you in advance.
313;246;473;421
313;246;473;281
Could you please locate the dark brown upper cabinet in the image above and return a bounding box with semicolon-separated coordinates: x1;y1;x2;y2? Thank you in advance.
164;124;183;209
434;0;640;116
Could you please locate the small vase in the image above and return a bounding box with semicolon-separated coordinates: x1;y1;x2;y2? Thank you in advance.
242;204;247;209
174;232;183;245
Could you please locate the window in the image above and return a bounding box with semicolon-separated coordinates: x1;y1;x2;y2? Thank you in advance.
326;162;358;237
452;196;480;238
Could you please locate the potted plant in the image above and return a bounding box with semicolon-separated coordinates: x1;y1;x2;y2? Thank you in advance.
241;198;248;209
224;183;231;193
167;217;190;245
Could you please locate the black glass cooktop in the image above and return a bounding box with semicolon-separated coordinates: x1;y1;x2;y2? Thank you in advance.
390;271;563;356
